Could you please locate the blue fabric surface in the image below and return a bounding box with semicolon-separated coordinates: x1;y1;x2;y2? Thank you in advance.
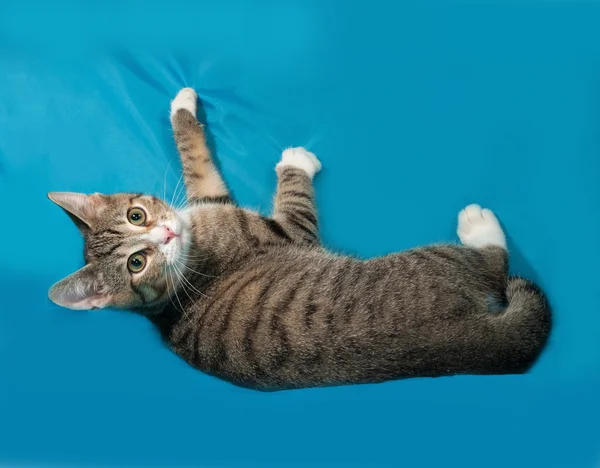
1;1;599;466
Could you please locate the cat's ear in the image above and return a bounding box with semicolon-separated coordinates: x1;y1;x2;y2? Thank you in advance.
49;264;112;310
47;192;106;233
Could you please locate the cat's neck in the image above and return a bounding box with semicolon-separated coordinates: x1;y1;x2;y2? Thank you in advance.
178;203;256;278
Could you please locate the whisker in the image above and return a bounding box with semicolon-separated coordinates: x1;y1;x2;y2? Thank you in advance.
173;161;197;211
172;263;198;303
164;271;180;312
168;269;186;315
162;157;175;203
173;262;210;299
170;167;186;208
176;258;217;278
177;251;211;261
166;271;181;313
173;183;206;212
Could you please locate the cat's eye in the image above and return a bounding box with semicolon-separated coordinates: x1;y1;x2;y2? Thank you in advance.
128;207;147;226
127;252;147;273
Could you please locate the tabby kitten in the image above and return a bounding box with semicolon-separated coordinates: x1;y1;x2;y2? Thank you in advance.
48;88;551;391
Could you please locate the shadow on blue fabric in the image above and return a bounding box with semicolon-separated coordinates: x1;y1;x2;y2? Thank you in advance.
0;1;599;467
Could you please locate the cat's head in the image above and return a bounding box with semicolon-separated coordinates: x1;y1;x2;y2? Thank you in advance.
47;192;192;311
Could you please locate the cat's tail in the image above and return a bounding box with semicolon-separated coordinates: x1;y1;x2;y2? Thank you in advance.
490;276;552;372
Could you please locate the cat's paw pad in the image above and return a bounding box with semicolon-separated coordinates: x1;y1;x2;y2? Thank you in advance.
457;204;506;249
277;147;322;179
170;88;197;120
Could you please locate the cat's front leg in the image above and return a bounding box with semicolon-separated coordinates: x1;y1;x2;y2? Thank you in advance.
272;147;322;244
170;88;232;205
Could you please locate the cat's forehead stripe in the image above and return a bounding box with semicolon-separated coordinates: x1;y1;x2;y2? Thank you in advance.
87;238;126;258
98;228;125;237
87;234;149;259
129;194;143;204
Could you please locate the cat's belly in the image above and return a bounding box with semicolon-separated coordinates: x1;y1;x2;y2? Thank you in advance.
169;244;507;390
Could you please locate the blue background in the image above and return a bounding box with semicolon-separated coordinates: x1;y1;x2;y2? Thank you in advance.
0;1;599;466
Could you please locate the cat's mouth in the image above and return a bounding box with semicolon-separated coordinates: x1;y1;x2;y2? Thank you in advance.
165;232;179;245
161;217;191;266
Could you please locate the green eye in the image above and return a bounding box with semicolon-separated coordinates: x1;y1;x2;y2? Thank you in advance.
128;207;147;226
127;252;147;273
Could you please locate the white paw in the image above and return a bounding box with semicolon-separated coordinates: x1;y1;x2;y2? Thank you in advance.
276;147;322;179
457;204;507;249
170;87;197;120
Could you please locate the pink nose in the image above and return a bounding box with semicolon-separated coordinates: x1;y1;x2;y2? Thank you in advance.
163;226;179;244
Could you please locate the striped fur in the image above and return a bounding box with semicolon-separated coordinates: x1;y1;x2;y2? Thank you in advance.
171;108;231;205
273;167;319;244
48;89;552;391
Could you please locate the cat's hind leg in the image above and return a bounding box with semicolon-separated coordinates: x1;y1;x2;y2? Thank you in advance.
455;204;509;313
457;204;508;289
457;204;506;249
